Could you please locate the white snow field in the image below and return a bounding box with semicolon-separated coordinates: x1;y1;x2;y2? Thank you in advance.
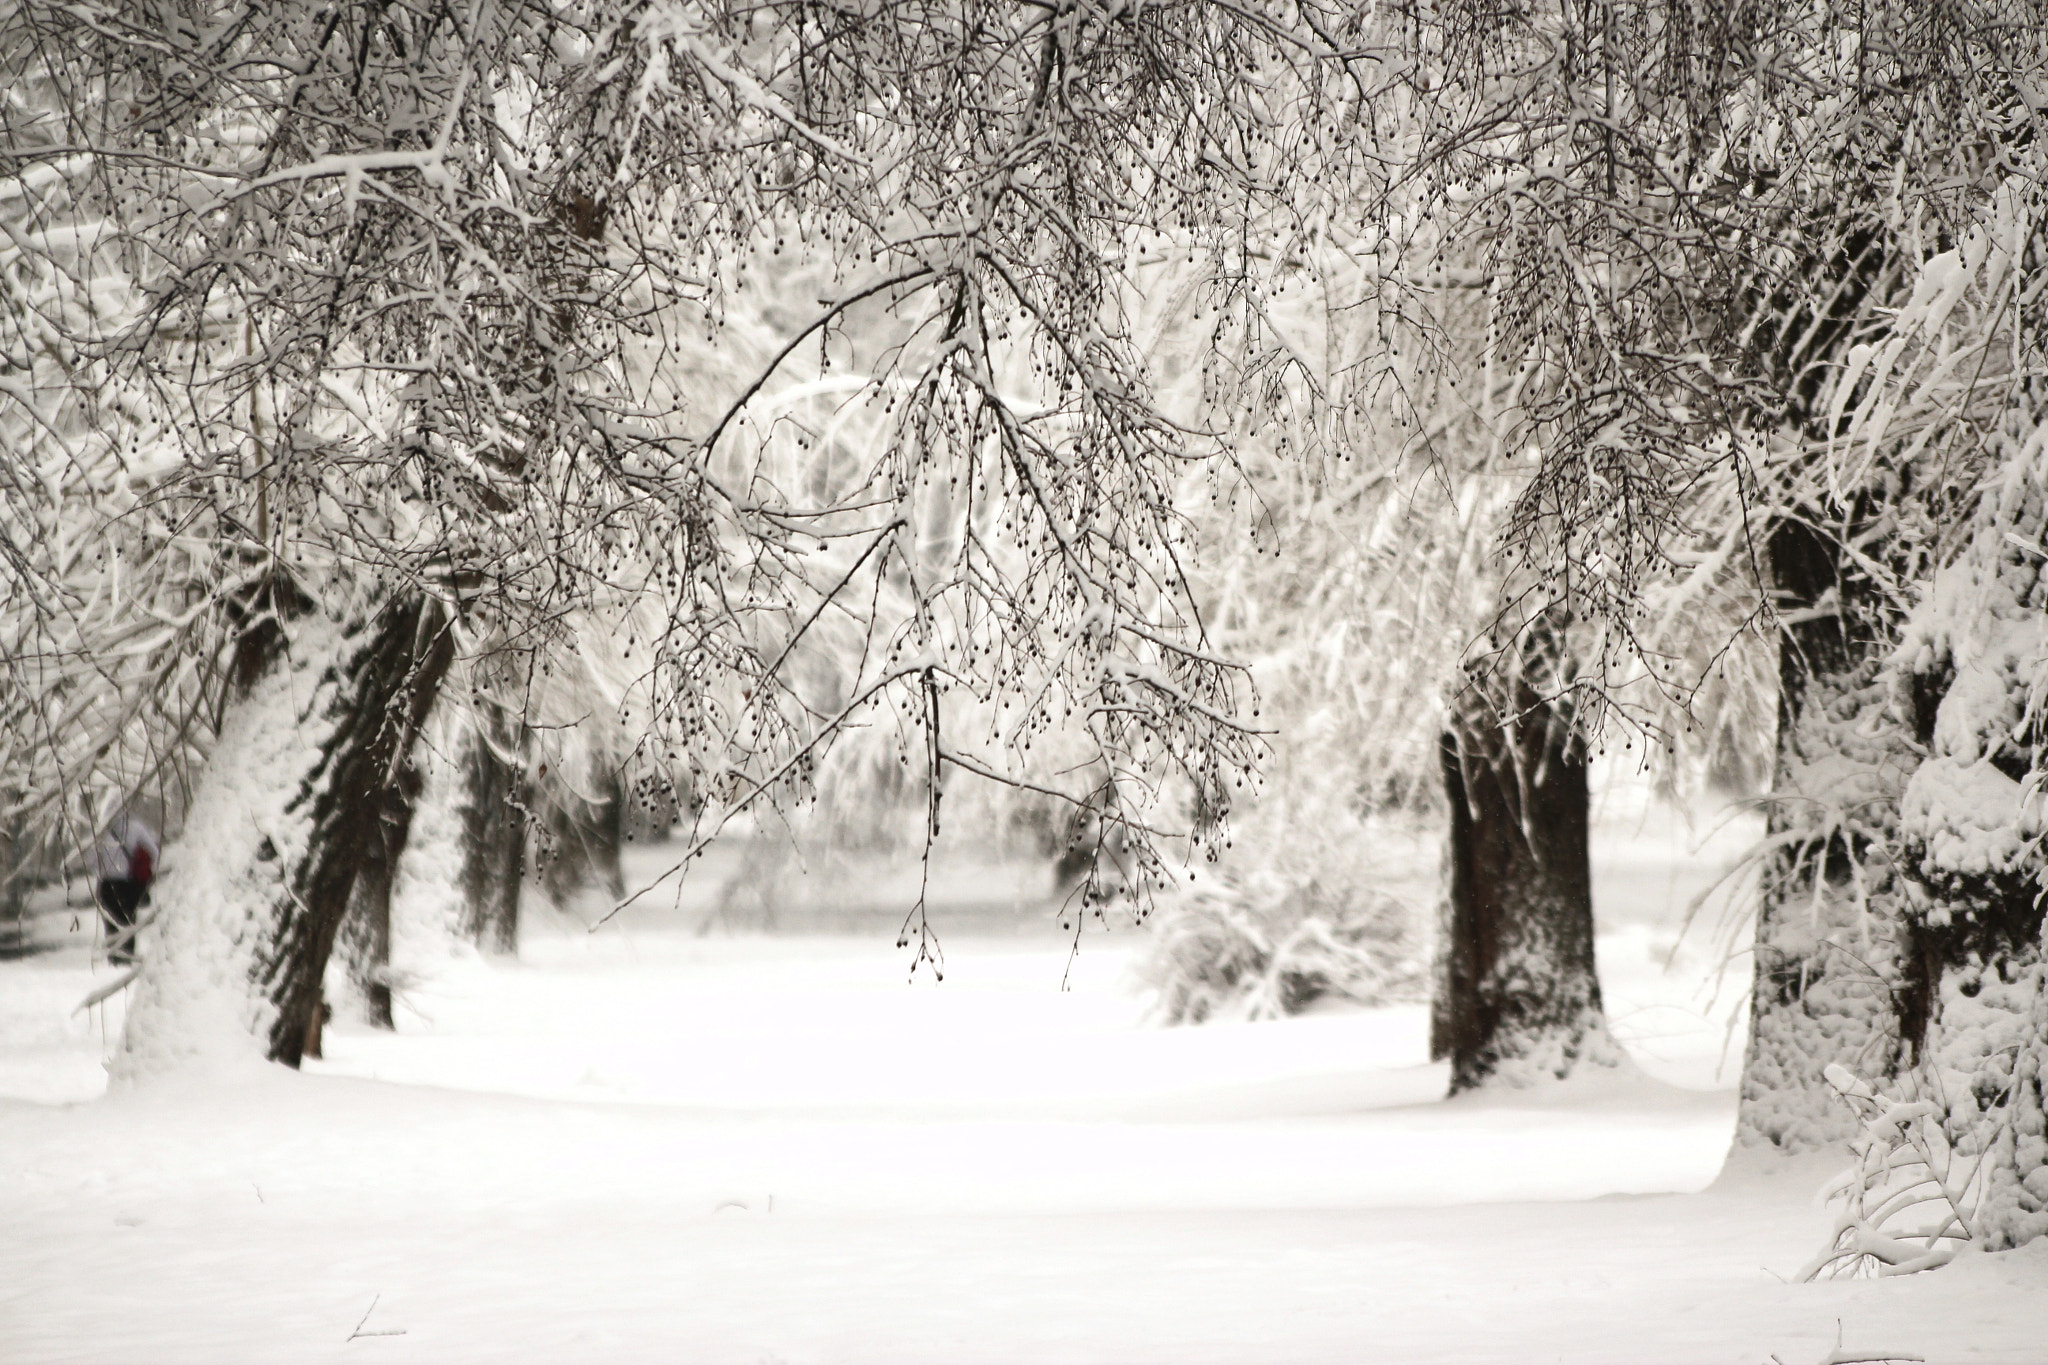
6;801;2048;1364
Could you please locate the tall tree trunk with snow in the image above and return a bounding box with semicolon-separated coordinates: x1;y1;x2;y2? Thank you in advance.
1740;157;2048;1245
384;720;475;988
116;590;452;1074
1431;638;1613;1093
1887;461;2048;1250
1721;205;1922;1153
1733;518;1918;1151
460;706;527;955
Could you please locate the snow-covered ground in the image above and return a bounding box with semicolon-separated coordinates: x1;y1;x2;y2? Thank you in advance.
5;795;2046;1363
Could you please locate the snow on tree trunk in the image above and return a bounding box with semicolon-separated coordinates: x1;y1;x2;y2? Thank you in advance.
387;710;474;990
334;700;474;1024
1734;519;1917;1152
1892;466;2048;1250
459;706;526;955
115;594;452;1076
1430;650;1616;1093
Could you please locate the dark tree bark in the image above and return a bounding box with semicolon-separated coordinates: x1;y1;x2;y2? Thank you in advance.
255;594;454;1065
333;750;428;1030
1431;642;1609;1093
460;705;527;954
1;808;28;937
539;764;626;909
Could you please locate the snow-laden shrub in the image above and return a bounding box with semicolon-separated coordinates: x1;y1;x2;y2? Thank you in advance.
1803;1063;2000;1279
1138;826;1425;1024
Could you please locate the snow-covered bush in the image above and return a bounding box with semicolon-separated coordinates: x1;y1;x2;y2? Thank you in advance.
1139;807;1425;1024
1142;877;1419;1024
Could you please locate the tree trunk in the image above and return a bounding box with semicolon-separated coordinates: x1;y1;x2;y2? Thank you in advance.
1733;518;1916;1151
460;705;527;954
1730;214;1913;1151
333;735;429;1030
1431;653;1612;1093
1;807;27;945
258;596;452;1063
335;865;395;1030
116;591;452;1075
1889;495;2048;1249
539;762;626;911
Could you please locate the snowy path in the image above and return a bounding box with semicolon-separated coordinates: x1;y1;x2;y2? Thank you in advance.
6;816;2048;1362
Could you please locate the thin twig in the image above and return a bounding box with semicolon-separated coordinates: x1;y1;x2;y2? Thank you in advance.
346;1294;406;1342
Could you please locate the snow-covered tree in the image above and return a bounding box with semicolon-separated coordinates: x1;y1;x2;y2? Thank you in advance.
1670;5;2042;1156
1148;230;1628;1084
1370;0;2048;1122
1341;0;1772;1089
1798;169;2048;1259
3;0;1400;1070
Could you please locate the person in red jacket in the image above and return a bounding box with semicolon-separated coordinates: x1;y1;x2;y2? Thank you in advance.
94;813;159;966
